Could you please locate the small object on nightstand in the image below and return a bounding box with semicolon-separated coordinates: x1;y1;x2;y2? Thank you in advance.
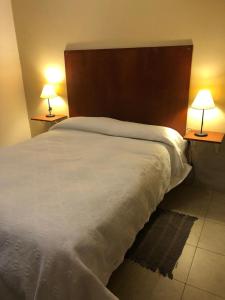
31;115;68;123
184;130;224;144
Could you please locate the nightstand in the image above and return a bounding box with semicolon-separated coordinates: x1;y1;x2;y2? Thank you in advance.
31;115;68;123
183;130;224;165
184;130;224;144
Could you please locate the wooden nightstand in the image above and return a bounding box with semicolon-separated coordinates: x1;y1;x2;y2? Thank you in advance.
184;130;224;165
184;130;224;144
31;115;68;123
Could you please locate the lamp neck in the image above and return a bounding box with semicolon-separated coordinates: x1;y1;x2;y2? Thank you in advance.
47;98;51;113
200;109;205;133
45;97;55;118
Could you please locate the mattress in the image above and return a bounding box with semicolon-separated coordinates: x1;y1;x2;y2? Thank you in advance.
0;117;191;300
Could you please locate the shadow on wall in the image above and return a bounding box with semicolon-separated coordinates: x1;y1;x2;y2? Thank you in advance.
65;39;193;51
192;139;225;192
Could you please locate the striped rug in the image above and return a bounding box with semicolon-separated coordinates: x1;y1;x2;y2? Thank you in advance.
126;208;197;279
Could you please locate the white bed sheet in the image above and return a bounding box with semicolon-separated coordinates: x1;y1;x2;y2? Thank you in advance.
0;117;191;300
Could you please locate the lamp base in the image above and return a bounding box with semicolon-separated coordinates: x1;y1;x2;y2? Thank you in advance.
46;114;55;118
194;132;208;137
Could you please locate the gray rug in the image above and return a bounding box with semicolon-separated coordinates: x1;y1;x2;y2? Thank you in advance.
125;208;197;279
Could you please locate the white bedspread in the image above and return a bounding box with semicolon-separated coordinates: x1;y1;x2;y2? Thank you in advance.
0;117;191;300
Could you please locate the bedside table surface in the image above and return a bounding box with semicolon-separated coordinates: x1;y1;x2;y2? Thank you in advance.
184;130;224;143
31;115;67;122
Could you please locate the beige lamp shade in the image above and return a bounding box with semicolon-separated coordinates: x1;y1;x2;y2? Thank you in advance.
40;84;57;99
191;89;215;110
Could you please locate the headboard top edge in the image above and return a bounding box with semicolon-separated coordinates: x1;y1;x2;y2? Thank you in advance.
64;44;193;54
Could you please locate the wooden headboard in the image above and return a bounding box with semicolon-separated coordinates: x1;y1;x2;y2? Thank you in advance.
64;45;193;135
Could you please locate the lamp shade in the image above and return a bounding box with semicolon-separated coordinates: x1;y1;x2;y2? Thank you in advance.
40;84;57;99
191;89;215;110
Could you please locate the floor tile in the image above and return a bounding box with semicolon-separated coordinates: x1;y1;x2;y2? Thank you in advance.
160;184;212;218
198;221;225;255
186;218;204;246
206;192;225;225
183;285;224;300
108;260;184;300
173;244;196;282
108;186;225;300
188;248;225;298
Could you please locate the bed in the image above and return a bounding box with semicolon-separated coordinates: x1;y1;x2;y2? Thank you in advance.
0;45;193;300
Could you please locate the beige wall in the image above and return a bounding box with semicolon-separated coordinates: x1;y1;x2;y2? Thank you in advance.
11;0;225;136
0;0;30;147
11;0;225;190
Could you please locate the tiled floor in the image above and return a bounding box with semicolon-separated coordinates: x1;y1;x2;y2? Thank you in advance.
108;183;225;299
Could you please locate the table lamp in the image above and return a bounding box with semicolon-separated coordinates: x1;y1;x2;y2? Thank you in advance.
191;89;215;137
40;84;57;117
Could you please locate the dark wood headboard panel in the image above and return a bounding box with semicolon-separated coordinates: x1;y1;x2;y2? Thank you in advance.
64;45;193;135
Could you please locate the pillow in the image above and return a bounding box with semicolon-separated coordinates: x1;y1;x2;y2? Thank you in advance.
51;116;186;154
